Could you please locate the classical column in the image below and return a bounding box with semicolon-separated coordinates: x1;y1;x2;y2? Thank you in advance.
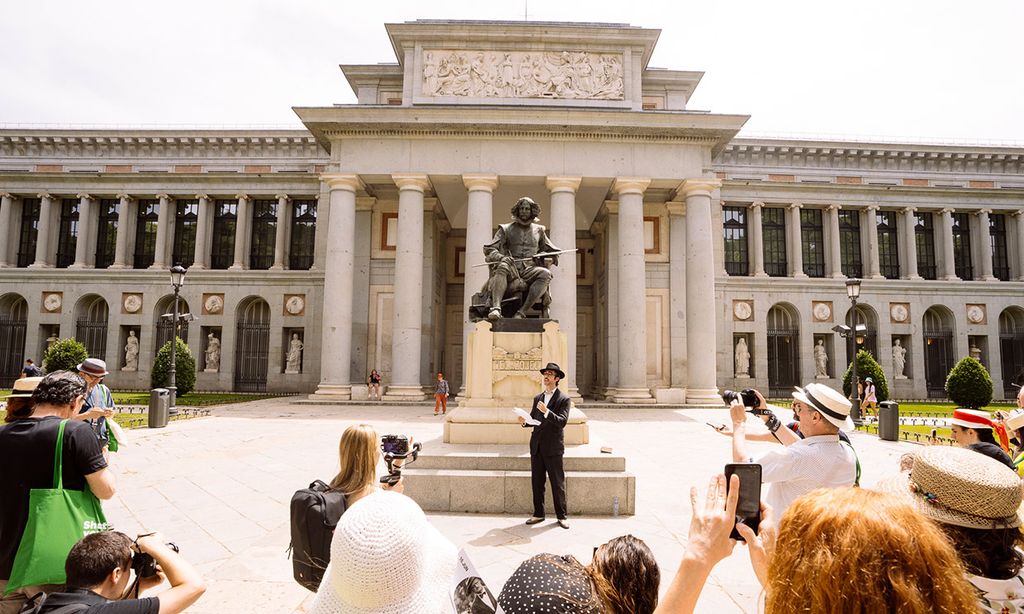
150;194;172;269
111;194;134;269
191;194;211;269
977;209;996;281
30;193;55;268
826;204;844;278
682;179;723;404
385;173;431;400
461;174;498;390
1015;211;1024;281
864;204;883;279
611;177;653;403
229;194;250;270
788;202;807;278
604;204;620;393
70;193;93;269
667;202;688;401
271;194;291;270
546;176;581;397
901;206;920;279
0;193;14;267
312;174;361;399
940;208;958;280
749;202;767;277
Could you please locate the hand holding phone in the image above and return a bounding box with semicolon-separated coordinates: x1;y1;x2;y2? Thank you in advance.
724;463;762;541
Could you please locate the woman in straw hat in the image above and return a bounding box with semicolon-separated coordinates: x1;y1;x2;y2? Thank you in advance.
1;376;42;423
655;476;979;613
878;445;1024;612
309;491;457;614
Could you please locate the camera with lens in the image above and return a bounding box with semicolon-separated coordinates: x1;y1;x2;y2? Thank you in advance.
380;435;422;486
132;542;179;578
721;389;760;410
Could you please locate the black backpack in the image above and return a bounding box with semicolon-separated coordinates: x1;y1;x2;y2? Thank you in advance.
19;592;88;614
289;479;347;591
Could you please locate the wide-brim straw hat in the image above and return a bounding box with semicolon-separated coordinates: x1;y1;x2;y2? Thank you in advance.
308;491;457;614
4;376;42;399
948;408;995;430
792;382;853;431
876;445;1022;529
1003;410;1024;432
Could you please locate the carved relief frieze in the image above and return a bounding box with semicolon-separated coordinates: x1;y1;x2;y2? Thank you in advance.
422;50;624;100
491;346;544;384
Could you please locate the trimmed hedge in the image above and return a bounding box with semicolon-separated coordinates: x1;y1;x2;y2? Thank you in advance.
42;338;89;374
946;356;993;409
841;349;889;402
150;337;196;396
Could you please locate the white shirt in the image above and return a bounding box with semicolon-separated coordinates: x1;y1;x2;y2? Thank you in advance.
542;389;554;410
757;434;857;514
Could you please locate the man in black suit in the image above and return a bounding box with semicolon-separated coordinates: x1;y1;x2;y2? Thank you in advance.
517;362;571;529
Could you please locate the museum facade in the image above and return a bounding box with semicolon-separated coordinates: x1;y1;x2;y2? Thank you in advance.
0;20;1022;401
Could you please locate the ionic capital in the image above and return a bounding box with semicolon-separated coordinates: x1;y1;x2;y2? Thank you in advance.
276;193;291;202
156;193;171;201
195;193;209;201
37;193;53;201
977;208;993;216
235;193;250;202
612;177;651;196
866;203;880;212
678;178;722;199
545;176;582;194
939;207;956;215
320;173;363;193
788;202;803;211
901;205;917;214
666;201;686;217
392;173;431;193
116;193;134;202
462;173;499;193
750;201;765;210
826;203;841;212
0;192;12;201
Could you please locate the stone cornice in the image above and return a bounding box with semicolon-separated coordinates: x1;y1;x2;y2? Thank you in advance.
717;138;1024;176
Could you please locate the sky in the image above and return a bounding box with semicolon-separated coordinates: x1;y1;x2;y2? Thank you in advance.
1;0;1022;145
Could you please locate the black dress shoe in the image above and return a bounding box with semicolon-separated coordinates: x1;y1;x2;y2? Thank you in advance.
525;517;545;525
557;519;569;529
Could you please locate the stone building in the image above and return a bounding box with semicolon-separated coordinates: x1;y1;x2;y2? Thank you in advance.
0;20;1021;400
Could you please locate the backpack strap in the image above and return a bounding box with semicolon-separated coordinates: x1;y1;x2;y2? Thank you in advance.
841;440;861;487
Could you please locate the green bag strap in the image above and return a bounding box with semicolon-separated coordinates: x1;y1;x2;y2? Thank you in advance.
841;440;861;487
53;419;68;490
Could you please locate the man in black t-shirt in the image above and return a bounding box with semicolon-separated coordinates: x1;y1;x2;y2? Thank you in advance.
0;372;116;614
35;531;205;614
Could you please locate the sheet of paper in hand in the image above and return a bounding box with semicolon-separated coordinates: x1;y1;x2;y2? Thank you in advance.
513;407;541;426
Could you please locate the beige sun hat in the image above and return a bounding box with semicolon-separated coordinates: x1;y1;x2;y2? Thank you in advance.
1003;410;1024;432
4;376;43;399
876;445;1022;529
308;490;457;614
792;382;853;431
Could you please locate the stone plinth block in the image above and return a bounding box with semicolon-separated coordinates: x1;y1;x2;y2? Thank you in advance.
444;406;589;445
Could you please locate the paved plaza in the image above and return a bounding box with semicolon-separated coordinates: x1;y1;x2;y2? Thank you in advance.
103;398;918;613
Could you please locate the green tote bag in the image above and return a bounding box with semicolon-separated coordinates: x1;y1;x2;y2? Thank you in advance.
4;419;110;593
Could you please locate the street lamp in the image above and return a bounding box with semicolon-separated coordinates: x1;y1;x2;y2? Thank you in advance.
169;265;187;414
846;278;862;424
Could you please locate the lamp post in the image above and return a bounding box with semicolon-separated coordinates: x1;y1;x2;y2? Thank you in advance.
169;265;187;415
846;278;862;424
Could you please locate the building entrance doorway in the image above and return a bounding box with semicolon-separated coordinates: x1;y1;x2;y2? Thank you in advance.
923;307;955;398
1000;308;1024;396
767;304;800;397
0;294;28;387
235;298;270;392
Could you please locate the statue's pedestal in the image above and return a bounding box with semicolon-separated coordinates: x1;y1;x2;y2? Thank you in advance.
403;320;632;517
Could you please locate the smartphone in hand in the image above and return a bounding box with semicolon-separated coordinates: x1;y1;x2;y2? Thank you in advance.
724;463;762;541
706;422;726;432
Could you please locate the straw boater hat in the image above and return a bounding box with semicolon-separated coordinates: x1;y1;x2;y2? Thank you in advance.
1003;410;1024;433
948;408;995;430
792;382;853;430
878;445;1022;529
308;491;456;614
4;376;42;400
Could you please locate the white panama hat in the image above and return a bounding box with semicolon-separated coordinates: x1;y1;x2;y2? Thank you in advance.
792;382;854;431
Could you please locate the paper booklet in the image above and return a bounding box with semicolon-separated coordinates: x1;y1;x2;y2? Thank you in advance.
451;548;503;614
512;407;541;426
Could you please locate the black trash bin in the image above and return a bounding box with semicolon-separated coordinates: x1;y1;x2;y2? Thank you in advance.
148;388;170;428
878;401;899;442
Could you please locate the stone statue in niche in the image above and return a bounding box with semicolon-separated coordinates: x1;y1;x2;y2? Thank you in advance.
813;339;829;378
204;333;221;373
735;337;751;377
285;334;304;374
970;345;983;366
470;197;566;321
423;50;625;100
892;338;907;379
123;330;139;371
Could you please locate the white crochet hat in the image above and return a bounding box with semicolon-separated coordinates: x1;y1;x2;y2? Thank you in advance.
308;491;457;614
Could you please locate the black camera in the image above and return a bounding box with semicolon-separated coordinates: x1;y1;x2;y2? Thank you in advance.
380;435;422;486
721;389;759;409
132;542;179;578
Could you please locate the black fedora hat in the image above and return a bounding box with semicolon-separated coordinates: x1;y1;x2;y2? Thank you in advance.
539;362;565;380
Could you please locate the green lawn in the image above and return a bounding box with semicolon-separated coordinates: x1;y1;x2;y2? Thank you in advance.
0;390;281;407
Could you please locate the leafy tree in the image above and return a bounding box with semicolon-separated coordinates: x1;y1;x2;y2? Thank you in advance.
945;356;993;409
841;349;889;402
151;337;196;396
42;338;89;374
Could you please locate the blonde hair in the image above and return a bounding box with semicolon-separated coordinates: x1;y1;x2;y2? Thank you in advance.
329;424;379;496
765;488;979;614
